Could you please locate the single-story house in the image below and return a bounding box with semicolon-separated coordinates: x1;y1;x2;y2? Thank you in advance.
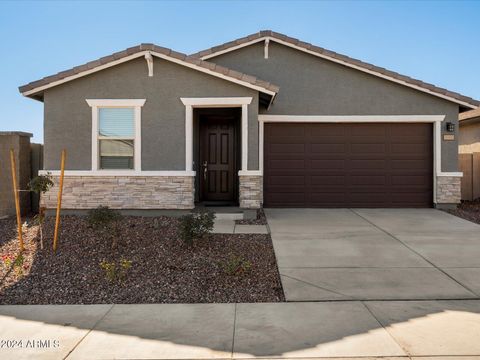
19;30;480;210
459;108;480;154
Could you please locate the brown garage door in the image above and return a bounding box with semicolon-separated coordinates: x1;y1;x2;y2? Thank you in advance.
264;123;433;208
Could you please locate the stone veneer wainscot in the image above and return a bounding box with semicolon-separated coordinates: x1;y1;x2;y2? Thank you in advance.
239;175;263;209
41;176;195;209
436;175;461;205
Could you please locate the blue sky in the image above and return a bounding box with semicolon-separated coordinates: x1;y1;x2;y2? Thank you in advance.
1;0;479;143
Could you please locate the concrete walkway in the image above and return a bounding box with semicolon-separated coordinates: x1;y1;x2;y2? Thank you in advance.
266;208;480;301
213;220;269;234
1;300;480;359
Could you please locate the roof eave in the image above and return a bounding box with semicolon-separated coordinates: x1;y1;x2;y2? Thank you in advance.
19;47;279;99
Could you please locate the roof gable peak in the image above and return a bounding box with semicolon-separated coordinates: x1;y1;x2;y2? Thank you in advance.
191;31;479;109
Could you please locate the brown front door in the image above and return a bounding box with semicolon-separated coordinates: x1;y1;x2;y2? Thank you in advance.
199;115;237;203
264;122;433;208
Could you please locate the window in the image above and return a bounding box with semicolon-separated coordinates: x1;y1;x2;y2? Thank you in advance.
98;108;135;169
86;99;145;171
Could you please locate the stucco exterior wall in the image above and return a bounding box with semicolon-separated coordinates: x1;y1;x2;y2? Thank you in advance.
0;132;32;216
43;57;260;171
210;41;461;172
459;122;480;154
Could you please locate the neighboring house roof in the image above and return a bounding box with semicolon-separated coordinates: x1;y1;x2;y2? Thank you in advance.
191;30;479;110
459;107;480;125
19;43;279;101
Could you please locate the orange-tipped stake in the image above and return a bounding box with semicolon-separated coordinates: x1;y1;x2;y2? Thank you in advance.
9;149;24;251
53;149;66;252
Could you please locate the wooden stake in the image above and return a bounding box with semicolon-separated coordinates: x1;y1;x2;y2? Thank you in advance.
9;149;24;252
53;149;66;252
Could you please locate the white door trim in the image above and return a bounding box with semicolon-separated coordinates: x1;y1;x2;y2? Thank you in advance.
181;97;252;172
258;114;460;205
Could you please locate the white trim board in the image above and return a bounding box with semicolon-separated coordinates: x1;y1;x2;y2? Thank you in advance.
39;170;196;177
200;36;477;109
86;99;146;107
22;51;276;97
258;115;446;123
180;97;252;106
257;114;461;204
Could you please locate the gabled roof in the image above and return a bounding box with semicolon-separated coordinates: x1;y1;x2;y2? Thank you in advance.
191;30;479;110
19;43;279;101
459;107;480;124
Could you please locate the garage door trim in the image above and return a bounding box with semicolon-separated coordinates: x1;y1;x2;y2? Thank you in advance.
258;114;462;205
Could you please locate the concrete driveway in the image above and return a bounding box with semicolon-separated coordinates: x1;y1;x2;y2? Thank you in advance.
266;208;480;301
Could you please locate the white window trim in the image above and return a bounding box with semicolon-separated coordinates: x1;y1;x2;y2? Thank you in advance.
86;99;146;172
257;114;462;204
180;97;252;173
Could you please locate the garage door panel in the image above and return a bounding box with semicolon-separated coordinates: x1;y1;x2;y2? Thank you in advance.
350;125;387;136
391;143;431;154
350;159;386;169
270;159;305;169
309;125;346;136
350;143;386;153
268;125;305;136
350;175;387;185
264;122;433;208
310;159;346;169
391;159;430;169
392;175;431;186
310;175;346;185
269;175;306;185
269;143;305;153
309;143;346;153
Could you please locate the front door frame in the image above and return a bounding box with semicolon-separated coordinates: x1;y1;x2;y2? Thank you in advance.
181;97;252;175
198;109;240;203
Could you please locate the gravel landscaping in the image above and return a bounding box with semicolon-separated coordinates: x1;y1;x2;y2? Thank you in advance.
445;199;480;225
0;215;284;304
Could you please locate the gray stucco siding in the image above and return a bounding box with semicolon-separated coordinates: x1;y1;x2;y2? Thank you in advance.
211;41;461;172
44;57;260;171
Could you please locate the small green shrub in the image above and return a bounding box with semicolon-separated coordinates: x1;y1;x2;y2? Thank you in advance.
2;253;25;276
99;258;132;282
28;173;54;194
179;209;215;246
221;254;252;276
87;206;122;229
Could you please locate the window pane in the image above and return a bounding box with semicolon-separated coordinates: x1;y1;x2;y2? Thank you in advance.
100;157;134;169
99;108;134;137
99;139;134;169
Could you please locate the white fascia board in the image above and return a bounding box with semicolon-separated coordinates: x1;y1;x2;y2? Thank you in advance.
23;52;147;97
258;115;446;123
23;50;276;97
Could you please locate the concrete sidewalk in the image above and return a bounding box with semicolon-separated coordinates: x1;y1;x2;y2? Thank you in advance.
1;300;480;359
